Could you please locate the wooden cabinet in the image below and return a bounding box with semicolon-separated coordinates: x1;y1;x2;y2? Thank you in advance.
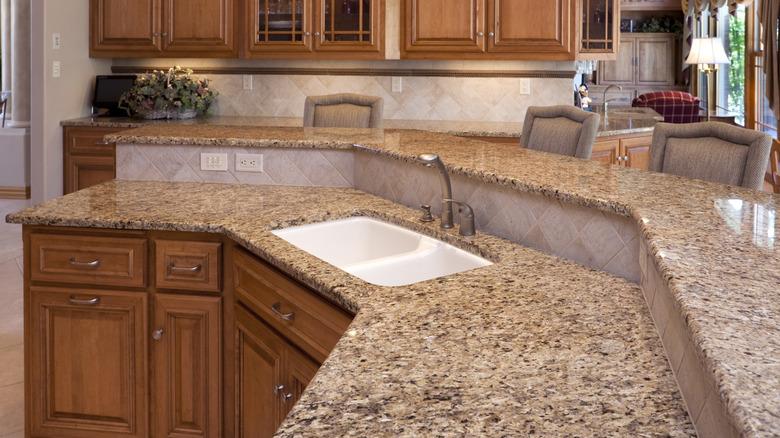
598;33;676;87
403;0;576;59
593;132;653;170
404;0;485;54
155;240;223;293
244;0;383;59
578;0;621;61
90;0;237;57
63;127;122;195
153;294;222;438
90;0;161;55
231;246;352;436
25;229;228;438
29;287;149;438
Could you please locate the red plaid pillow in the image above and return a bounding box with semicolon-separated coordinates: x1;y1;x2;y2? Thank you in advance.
633;91;702;124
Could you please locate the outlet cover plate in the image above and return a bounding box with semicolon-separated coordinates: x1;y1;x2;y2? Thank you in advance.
235;153;264;172
519;79;531;95
200;153;228;171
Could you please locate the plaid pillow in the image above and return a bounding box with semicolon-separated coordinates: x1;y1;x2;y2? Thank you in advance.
633;91;702;124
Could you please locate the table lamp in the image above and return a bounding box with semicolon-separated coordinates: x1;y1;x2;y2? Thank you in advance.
685;38;731;121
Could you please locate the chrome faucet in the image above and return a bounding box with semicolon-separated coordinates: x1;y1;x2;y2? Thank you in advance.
602;84;623;113
418;153;454;229
417;153;476;236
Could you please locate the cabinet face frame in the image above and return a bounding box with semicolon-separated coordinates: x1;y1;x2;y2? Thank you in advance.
402;0;486;54
487;0;576;58
313;0;385;54
90;0;163;56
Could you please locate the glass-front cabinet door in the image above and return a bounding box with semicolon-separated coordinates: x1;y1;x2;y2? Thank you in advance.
248;0;313;54
314;0;382;53
578;0;620;60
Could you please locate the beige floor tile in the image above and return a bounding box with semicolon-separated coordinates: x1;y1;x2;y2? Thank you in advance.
0;344;23;387
0;382;24;435
0;430;24;438
0;312;23;350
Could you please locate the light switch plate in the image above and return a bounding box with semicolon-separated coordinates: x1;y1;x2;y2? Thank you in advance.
200;153;228;171
52;61;61;78
392;77;403;93
519;79;531;95
236;153;264;172
52;33;62;50
242;75;253;90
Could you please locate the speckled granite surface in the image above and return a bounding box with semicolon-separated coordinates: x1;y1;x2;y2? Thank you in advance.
53;123;780;435
7;181;694;436
64;106;660;138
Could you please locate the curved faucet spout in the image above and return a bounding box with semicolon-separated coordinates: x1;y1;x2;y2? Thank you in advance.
417;153;454;229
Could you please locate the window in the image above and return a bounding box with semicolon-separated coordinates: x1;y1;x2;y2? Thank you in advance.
750;0;778;138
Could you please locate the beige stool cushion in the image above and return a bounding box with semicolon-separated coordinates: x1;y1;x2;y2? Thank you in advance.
520;106;600;159
662;137;748;186
526;117;584;157
312;103;373;129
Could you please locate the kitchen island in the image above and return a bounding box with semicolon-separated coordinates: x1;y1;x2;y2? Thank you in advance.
10;124;778;437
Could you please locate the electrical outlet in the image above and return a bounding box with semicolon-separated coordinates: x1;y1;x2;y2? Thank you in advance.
52;33;62;50
236;153;264;172
242;75;253;90
519;79;531;95
392;77;403;93
200;153;228;171
52;61;61;78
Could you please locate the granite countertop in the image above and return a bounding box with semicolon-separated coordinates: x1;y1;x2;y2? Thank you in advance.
99;124;780;436
6;181;695;436
63;106;661;138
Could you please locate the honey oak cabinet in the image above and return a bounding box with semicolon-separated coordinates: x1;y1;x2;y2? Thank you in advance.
90;0;237;57
29;287;149;438
593;132;653;169
621;0;681;11
243;0;384;59
578;0;621;61
63;127;123;195
402;0;576;60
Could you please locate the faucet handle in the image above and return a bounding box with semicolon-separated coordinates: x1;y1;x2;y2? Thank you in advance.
419;205;434;222
443;199;476;237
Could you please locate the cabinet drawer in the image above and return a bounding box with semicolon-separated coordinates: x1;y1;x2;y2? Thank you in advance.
155;240;222;293
30;233;147;288
233;248;352;363
65;127;122;155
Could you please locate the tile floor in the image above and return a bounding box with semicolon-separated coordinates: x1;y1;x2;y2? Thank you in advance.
0;199;29;438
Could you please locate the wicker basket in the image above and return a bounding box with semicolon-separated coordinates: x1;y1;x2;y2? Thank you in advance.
136;108;198;120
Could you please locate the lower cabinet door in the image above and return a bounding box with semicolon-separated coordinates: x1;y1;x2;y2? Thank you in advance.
622;136;652;170
65;154;115;194
29;287;148;438
153;294;222;438
234;304;286;438
591;139;620;166
282;345;319;418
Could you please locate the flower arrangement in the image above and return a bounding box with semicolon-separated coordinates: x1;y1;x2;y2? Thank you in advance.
118;67;218;119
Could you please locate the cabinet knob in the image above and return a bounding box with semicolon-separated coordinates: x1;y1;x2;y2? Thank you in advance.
282;393;293;402
314;32;320;36
161;32;168;37
152;328;164;341
305;31;311;36
274;384;285;394
488;32;495;37
477;31;484;37
153;32;160;37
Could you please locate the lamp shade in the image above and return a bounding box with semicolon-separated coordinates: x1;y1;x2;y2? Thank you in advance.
685;38;731;65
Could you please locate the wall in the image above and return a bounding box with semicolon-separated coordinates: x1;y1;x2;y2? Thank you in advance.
0;128;29;190
30;0;111;203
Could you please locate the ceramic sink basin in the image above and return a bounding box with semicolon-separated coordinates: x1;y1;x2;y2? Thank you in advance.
271;217;492;287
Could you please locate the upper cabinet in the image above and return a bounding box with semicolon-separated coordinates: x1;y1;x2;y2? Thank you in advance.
578;0;620;60
621;0;681;11
402;0;577;60
244;0;384;58
90;0;237;57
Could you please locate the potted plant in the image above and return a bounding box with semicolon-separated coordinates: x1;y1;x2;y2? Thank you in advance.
118;67;218;119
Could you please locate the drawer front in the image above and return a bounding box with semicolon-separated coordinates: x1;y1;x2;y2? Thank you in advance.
30;234;147;288
65;127;122;155
155;240;222;293
233;249;352;363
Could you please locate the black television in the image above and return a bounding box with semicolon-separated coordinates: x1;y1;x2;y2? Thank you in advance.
92;75;137;116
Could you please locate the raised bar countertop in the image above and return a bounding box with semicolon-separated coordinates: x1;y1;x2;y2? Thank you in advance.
8;181;694;436
100;125;780;436
62;105;661;138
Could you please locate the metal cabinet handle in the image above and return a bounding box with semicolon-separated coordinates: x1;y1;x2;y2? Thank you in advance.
282;393;293;402
274;384;285;394
69;296;100;306
161;32;168;37
271;303;295;321
169;263;202;274
152;328;164;341
68;257;101;268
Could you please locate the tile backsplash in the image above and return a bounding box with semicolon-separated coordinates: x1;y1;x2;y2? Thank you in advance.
206;74;573;122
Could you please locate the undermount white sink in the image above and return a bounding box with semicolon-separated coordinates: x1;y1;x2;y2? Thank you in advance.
271;217;492;287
